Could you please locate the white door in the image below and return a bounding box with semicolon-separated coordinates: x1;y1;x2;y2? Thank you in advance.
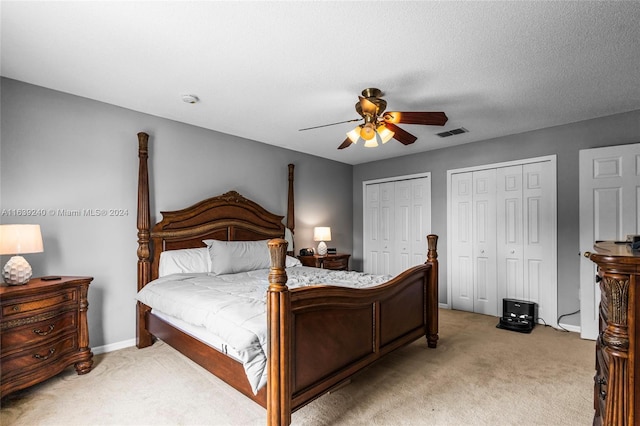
522;161;557;326
365;182;394;275
448;157;557;324
579;143;640;340
496;162;557;325
497;165;524;307
450;172;474;312
364;175;431;276
400;178;431;271
472;169;497;315
395;180;412;272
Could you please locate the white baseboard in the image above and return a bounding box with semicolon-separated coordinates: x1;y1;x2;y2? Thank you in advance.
557;322;581;333
92;338;136;355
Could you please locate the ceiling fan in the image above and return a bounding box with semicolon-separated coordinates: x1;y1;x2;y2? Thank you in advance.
299;88;448;149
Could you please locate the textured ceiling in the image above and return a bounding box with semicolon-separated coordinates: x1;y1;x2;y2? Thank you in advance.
2;1;639;165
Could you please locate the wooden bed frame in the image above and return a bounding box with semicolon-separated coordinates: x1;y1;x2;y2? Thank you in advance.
135;132;439;425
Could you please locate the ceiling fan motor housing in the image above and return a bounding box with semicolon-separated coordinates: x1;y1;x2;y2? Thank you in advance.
356;88;387;118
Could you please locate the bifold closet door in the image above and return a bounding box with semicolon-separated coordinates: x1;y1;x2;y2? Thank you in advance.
497;162;555;324
451;160;555;321
365;182;394;275
395;178;431;272
450;170;498;315
472;169;498;315
364;176;431;277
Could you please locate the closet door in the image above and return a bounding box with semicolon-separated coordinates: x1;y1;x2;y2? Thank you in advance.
450;172;474;312
473;169;497;315
364;175;431;277
449;157;556;323
521;161;556;325
451;170;498;314
496;162;556;322
497;165;524;304
365;182;394;275
395;177;431;272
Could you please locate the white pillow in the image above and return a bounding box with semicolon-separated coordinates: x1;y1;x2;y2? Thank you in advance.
158;248;211;277
286;255;302;267
204;239;271;275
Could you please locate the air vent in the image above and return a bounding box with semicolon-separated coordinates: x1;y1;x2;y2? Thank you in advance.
437;127;468;138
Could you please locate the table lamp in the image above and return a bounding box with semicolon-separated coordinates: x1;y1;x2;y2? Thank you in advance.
0;224;44;285
313;226;331;256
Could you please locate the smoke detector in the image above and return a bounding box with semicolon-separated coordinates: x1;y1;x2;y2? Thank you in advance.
181;94;199;104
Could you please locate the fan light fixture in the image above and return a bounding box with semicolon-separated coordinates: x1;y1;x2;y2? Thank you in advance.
300;88;448;150
346;123;394;148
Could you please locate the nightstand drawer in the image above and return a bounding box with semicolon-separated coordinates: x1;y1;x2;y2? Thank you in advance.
1;310;77;352
323;258;348;270
1;334;77;378
298;253;350;270
0;276;93;398
2;289;76;317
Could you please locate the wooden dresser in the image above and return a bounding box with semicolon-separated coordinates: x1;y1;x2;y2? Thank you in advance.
0;276;93;398
585;242;638;426
298;253;350;270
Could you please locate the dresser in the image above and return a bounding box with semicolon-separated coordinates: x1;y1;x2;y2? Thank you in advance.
585;242;638;426
298;253;350;270
0;276;93;398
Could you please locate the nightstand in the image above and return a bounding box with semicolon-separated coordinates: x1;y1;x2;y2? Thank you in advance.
298;253;350;270
0;276;93;398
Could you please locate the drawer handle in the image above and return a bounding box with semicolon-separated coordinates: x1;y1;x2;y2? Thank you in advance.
33;324;55;336
12;306;20;312
33;348;56;360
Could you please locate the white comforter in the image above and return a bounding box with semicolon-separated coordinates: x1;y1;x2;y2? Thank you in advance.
136;266;392;394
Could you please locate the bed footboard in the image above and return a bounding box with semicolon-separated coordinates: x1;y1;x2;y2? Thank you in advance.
266;235;439;426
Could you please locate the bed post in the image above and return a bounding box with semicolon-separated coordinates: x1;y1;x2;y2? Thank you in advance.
286;164;295;256
136;132;153;348
426;234;439;348
266;238;291;426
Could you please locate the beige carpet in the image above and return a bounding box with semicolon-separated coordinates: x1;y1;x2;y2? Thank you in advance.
1;309;595;425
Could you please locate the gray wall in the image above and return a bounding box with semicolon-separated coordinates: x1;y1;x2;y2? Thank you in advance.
0;78;353;349
353;110;640;325
3;76;638;346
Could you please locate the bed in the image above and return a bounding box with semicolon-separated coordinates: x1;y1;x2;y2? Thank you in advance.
134;132;439;425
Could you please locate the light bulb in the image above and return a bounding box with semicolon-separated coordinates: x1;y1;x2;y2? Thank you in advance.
364;132;382;148
377;125;394;144
346;127;361;144
360;123;376;140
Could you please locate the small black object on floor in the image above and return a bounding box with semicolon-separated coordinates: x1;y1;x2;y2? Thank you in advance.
496;298;538;333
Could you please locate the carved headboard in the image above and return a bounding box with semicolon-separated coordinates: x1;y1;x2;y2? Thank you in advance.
136;132;295;288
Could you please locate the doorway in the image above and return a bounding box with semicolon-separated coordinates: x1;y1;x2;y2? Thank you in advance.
579;143;640;340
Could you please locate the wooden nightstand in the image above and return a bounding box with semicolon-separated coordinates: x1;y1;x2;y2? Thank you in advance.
0;276;93;398
298;254;350;270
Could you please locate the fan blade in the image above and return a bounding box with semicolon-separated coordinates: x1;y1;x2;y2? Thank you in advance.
385;122;418;145
384;111;448;126
299;118;361;131
337;137;353;150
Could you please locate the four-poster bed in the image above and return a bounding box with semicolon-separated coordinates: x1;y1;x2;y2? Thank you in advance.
134;132;439;425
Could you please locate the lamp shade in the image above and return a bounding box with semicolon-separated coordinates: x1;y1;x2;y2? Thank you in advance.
313;227;331;242
0;224;44;255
